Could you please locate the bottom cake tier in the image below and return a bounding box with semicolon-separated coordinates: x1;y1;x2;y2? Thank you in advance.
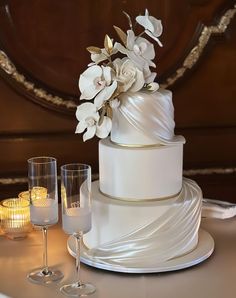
83;178;202;268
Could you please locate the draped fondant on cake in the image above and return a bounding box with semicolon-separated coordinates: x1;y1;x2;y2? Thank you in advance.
84;178;202;267
111;89;185;146
75;9;205;271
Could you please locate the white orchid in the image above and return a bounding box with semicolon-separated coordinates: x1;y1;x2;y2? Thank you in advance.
143;66;157;84
79;65;117;108
76;9;163;142
115;30;155;74
75;103;99;141
75;102;112;141
136;9;163;47
96;116;112;138
113;58;144;93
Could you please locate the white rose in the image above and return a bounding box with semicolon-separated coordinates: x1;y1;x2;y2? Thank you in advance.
136;9;163;47
113;58;145;93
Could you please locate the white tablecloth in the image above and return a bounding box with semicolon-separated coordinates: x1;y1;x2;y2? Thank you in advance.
0;218;236;298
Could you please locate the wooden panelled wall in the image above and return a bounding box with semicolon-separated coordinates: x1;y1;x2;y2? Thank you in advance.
0;0;235;201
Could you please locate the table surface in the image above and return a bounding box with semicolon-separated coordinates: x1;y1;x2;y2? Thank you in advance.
0;217;236;298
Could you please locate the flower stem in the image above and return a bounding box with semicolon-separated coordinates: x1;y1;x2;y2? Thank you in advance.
136;30;145;39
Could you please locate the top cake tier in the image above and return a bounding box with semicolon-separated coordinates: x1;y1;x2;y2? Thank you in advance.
111;89;185;146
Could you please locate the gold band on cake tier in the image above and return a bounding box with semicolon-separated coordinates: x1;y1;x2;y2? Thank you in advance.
110;136;186;148
110;139;162;148
99;187;182;202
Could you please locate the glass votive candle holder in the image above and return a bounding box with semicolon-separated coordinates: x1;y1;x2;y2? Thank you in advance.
1;198;32;240
18;190;30;200
19;187;47;201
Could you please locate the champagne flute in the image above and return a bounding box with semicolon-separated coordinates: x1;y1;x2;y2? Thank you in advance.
27;156;64;284
60;163;95;297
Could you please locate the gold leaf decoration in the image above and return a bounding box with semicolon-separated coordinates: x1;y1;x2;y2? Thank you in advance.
86;46;102;54
98;105;106;126
113;25;127;46
107;105;113;119
104;34;113;55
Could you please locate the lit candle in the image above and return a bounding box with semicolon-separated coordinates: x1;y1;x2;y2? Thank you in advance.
1;198;32;240
18;186;47;201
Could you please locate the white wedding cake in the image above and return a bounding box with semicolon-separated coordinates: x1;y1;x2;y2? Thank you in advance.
75;9;202;269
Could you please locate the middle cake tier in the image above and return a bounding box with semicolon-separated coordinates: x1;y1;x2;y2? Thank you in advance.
99;138;185;201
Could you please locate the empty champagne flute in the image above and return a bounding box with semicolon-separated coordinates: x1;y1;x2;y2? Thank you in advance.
60;163;95;297
27;156;63;284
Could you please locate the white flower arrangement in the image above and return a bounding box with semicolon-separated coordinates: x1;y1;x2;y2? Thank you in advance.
76;9;163;141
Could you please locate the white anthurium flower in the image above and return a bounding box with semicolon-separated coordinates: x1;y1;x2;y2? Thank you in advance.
136;9;163;47
96;116;112;139
113;58;145;93
75;102;100;141
115;30;155;72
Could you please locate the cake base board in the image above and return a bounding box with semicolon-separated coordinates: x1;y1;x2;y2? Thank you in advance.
67;229;214;273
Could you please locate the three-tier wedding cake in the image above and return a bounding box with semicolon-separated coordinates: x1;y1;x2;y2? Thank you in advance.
75;9;203;270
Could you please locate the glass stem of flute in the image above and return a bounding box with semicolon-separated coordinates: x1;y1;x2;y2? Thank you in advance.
42;226;49;275
75;232;83;286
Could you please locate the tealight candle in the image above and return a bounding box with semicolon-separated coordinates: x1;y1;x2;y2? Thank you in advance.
19;187;49;229
1;198;32;240
18;186;47;201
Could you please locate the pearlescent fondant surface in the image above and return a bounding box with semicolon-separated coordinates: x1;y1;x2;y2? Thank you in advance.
83;178;202;267
99;138;184;200
111;89;185;146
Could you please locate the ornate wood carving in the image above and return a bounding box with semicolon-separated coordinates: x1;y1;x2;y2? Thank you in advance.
0;0;235;201
0;0;235;112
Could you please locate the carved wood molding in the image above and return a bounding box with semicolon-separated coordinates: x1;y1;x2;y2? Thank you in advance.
0;173;100;185
161;2;236;88
0;50;77;110
183;167;236;176
0;2;235;111
0;177;27;185
0;169;234;186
